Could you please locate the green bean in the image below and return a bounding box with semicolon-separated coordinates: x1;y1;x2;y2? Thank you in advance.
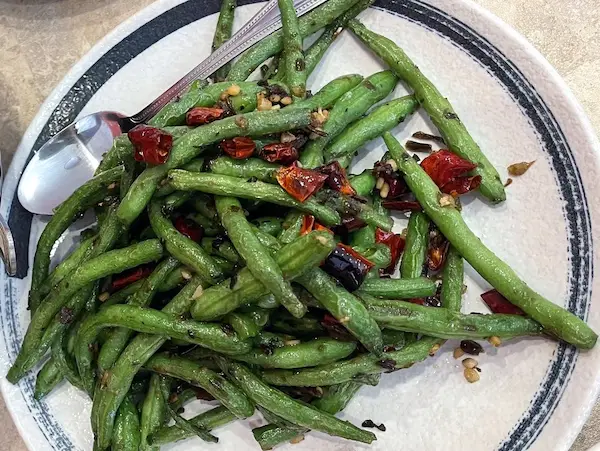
270;312;325;337
217;196;306;317
8;238;163;383
440;246;463;312
145;354;254;418
190;213;224;237
224;312;261;340
357;244;392;272
112;395;141;451
400;212;429;279
359;277;436;299
316;189;393;230
220;359;376;444
252;424;304;450
252;216;284;237
325;96;419;163
51;328;82;391
99;280;143;309
119;108;312;226
29;166;124;313
191;231;335;321
350;171;376;197
288;74;364;111
140;374;167;450
34;358;63;400
201;237;240;264
160;266;186;292
149;81;260;127
40;235;95;296
149;200;223;284
227;0;361;81
91;277;205;450
76;304;251;393
97;257;180;373
161;190;192;213
278;212;304;245
233;338;356;369
297;268;383;354
261;336;441;386
349;20;506;203
381;329;407;349
212;0;237;82
96;136;133;175
155;158;205;197
364;297;543;339
210;156;279;182
383;132;597;348
169;171;340;226
150;406;236;446
278;0;306;98
300;70;398;168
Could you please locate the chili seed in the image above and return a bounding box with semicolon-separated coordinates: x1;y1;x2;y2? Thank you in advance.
226;84;241;96
453;347;465;359
269;94;281;103
380;183;390;199
460;340;484;356
462;357;478;369
98;292;110;303
281;96;293;105
181;269;192;280
464;367;480;383
488;336;502;347
375;177;385;190
429;343;441;356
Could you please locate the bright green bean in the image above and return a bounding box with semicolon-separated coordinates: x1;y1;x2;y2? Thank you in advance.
383;132;597;348
300;70;398;168
216;196;306;318
278;0;306;98
349;20;506;203
297;268;383;354
210;156;279;182
34;358;63;400
261;336;441;386
112;395;141;451
359;277;436;299
400;212;429;279
145;354;254;418
140;374;167;451
212;0;237;82
440;246;463;312
168;171;341;226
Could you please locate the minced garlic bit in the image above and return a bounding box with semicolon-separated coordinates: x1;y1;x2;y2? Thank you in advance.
380;182;390;199
269;94;282;103
280;132;296;143
462;357;478;369
385;158;398;171
439;193;456;208
107;182;117;190
311;108;329;128
284;339;301;346
192;285;204;300
271;104;281;111
453;347;465;359
181;269;193;280
464;367;480;383
375;177;385;190
507;160;535;176
98;292;110;303
339;316;350;324
428;343;441;356
226;84;241;97
280;96;293;106
256;92;273;111
488;336;502;347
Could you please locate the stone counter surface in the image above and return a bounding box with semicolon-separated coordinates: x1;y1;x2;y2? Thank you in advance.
1;0;599;449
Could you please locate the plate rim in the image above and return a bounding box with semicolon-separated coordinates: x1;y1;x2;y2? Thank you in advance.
2;0;599;450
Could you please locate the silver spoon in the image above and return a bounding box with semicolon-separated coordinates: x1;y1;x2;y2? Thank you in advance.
18;0;328;216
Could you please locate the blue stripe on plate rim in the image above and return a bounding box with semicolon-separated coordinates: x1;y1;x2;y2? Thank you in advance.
0;0;593;449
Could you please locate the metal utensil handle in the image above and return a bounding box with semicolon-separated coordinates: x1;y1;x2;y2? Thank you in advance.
130;0;328;124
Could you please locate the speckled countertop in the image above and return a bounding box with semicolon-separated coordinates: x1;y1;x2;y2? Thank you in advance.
1;0;599;450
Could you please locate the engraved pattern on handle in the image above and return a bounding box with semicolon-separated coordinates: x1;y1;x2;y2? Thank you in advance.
130;0;329;124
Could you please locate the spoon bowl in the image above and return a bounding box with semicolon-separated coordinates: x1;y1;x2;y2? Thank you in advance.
18;112;127;215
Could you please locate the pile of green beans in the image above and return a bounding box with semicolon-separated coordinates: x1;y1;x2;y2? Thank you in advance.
11;2;597;450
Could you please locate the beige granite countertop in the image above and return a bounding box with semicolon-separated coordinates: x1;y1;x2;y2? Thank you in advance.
1;0;599;449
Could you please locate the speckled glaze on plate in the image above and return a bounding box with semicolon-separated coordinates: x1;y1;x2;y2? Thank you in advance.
1;0;600;450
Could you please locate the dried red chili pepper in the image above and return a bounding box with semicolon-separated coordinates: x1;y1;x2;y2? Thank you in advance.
174;217;204;242
373;161;407;199
186;107;225;126
220;137;256;159
319;161;356;196
421;150;480;195
320;314;355;342
427;227;449;271
382;200;422;212
441;175;482;196
276;163;329;202
111;265;154;292
322;244;374;292
128;125;173;165
481;289;525;315
300;215;315;236
260;142;299;165
314;223;333;234
375;228;406;275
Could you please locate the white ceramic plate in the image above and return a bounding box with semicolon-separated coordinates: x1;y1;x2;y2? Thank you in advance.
2;1;600;450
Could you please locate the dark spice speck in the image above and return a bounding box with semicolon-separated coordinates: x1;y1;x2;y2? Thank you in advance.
362;419;386;431
460;339;484;355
